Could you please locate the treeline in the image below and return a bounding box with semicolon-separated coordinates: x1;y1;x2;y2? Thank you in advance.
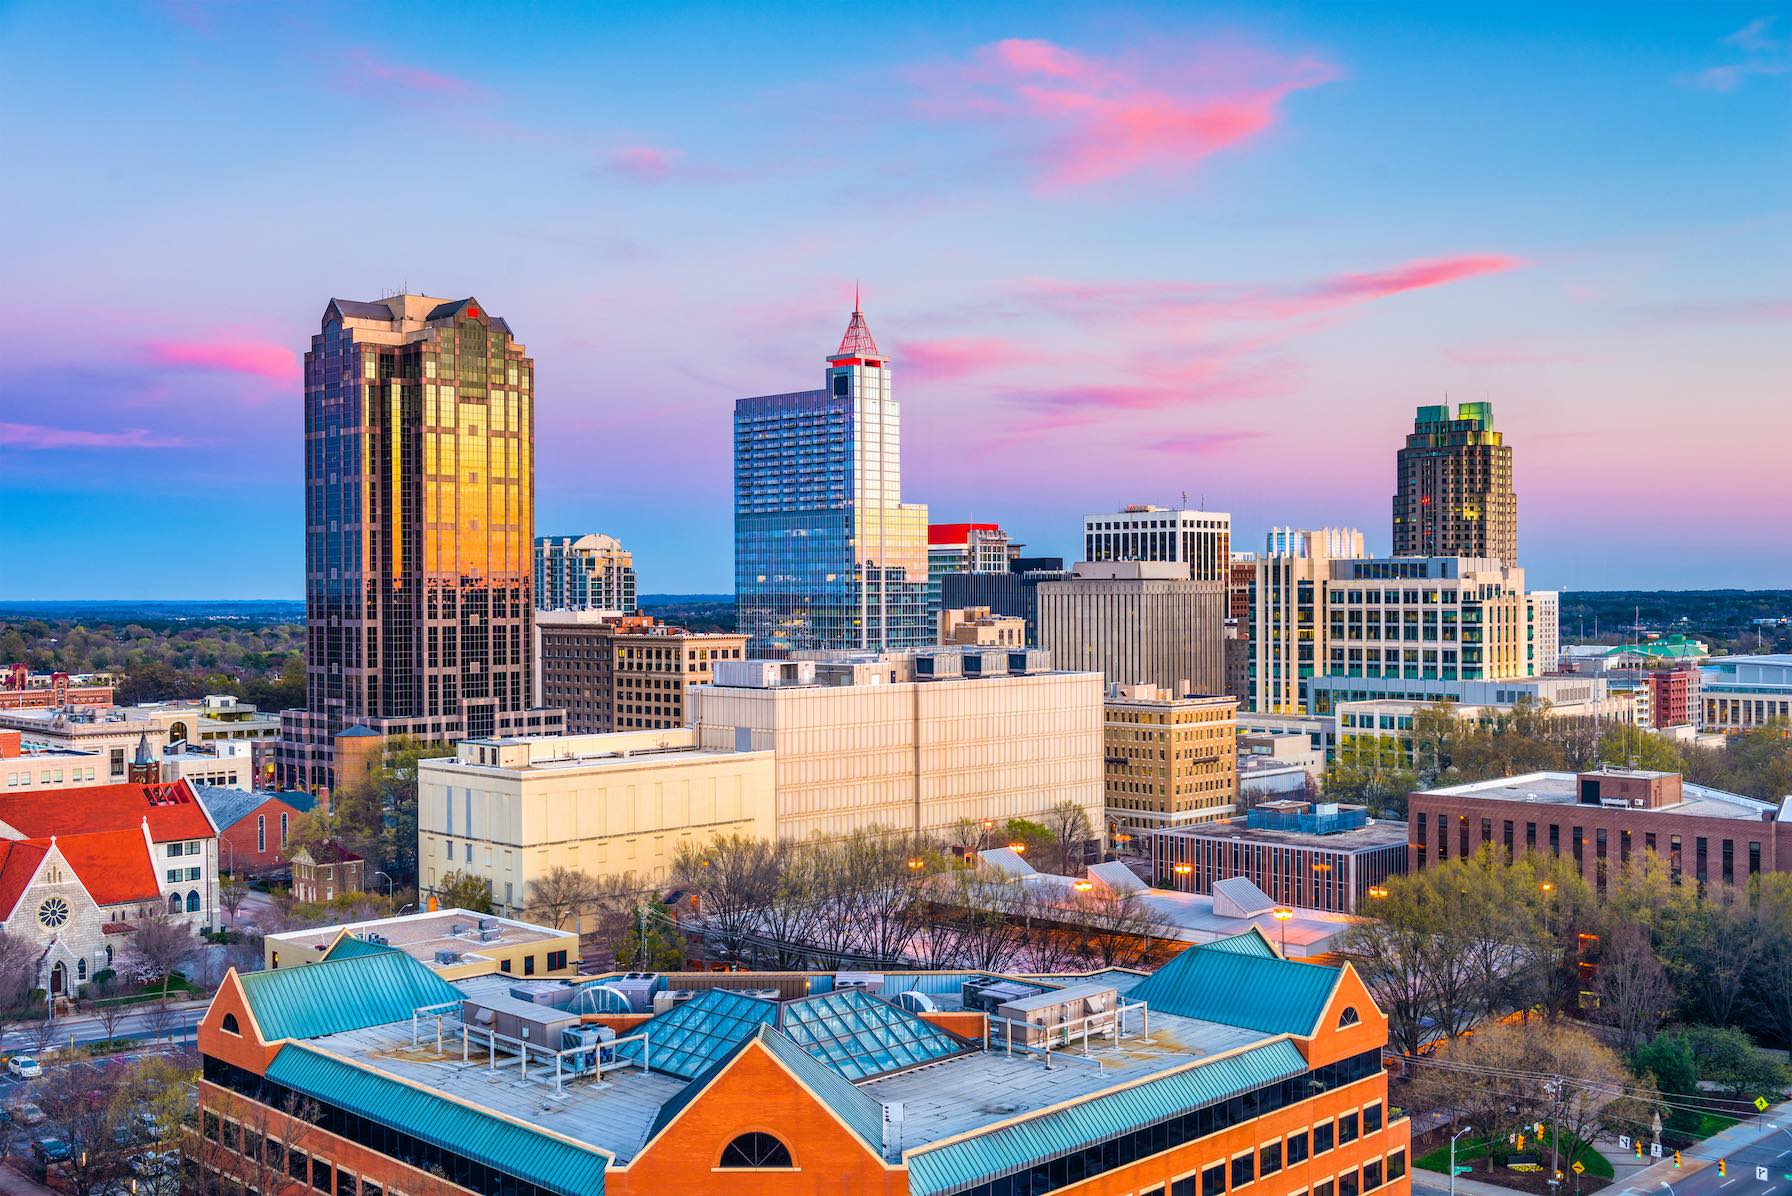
0;617;305;708
1560;589;1792;653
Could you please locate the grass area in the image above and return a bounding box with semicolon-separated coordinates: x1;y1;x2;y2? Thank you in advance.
1693;1113;1741;1138
1417;1128;1613;1180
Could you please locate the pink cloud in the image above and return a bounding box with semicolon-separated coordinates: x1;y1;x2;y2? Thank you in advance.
341;47;478;97
902;337;1033;381
1306;255;1522;302
603;145;734;185
1152;430;1265;454
144;339;299;382
915;37;1341;186
0;423;188;450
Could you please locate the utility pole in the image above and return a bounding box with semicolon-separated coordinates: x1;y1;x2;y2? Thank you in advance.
1450;1125;1475;1196
1548;1076;1564;1189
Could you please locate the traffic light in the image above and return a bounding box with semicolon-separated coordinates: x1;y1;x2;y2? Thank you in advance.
1674;1151;1682;1169
1635;1142;1643;1159
1719;1160;1727;1177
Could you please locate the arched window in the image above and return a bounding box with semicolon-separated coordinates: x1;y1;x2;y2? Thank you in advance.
221;1013;240;1035
168;893;182;914
168;720;189;743
105;944;114;965
77;959;87;981
1337;1006;1361;1028
186;890;202;913
719;1133;794;1169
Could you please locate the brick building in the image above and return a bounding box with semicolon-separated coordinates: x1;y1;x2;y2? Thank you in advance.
193;786;318;877
0;665;113;711
290;841;366;904
1409;768;1792;896
194;929;1408;1196
1151;802;1411;914
535;610;747;734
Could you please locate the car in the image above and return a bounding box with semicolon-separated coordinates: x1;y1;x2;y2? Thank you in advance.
129;1151;173;1177
32;1137;72;1165
6;1056;41;1079
6;1102;45;1126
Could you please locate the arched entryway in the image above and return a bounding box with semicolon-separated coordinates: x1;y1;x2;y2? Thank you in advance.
49;961;66;996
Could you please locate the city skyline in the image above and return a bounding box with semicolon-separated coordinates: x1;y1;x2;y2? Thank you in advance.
3;2;1788;597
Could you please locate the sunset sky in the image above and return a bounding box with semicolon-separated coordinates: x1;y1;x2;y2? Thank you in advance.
2;1;1787;597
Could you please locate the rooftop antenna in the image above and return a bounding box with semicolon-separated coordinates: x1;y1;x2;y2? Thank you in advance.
854;280;861;313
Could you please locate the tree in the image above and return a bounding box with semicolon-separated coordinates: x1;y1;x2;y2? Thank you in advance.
82;973;128;1046
1595;923;1674;1051
671;835;777;966
1074;885;1175;969
218;874;251;925
1677;1025;1790;1102
0;929;40;1051
127;912;197;1000
526;866;603;931
1658;881;1758;1026
1322;734;1417;818
141;998;181;1048
329;737;449;885
614;904;685;970
432;870;493;914
1633;1032;1702;1136
37;1060;133;1195
191;1088;322;1196
1747;873;1792;1050
1043;801;1097;874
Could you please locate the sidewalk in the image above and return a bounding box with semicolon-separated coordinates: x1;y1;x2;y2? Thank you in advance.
0;1162;52;1195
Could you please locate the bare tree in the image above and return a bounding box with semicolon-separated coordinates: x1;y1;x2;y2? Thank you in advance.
0;929;39;1052
1075;886;1176;969
1596;922;1674;1051
218;874;251;926
38;1060;132;1194
190;1088;322;1196
671;835;777;966
83;973;128;1046
141;998;180;1049
1044;801;1096;874
126;912;197;1001
25;1011;60;1057
526;865;603;930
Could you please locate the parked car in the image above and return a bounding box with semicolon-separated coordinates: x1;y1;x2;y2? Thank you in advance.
6;1101;46;1126
32;1137;72;1165
6;1055;42;1079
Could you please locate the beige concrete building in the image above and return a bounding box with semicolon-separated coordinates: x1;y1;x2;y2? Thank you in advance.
416;729;775;914
263;908;581;981
1082;505;1231;582
1037;561;1225;695
1249;528;1367;715
1104;685;1239;839
535;610;748;734
689;649;1104;843
938;606;1026;647
0;706;168;783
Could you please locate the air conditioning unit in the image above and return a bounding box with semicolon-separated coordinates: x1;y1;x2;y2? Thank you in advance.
995;982;1119;1047
652;989;699;1014
893;991;937;1014
962;978;1042;1014
834;971;884;995
434;950;461;965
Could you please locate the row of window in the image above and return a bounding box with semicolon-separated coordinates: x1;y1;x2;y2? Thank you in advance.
200;1110;386;1196
4;766;100;787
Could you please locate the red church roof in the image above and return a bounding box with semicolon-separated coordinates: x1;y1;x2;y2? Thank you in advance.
0;779;213;843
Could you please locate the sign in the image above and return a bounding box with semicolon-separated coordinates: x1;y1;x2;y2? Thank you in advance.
1454;1166;1473;1176
1757;1096;1771;1112
1651;1143;1664;1159
1758;1166;1770;1181
1572;1162;1585;1176
1618;1136;1632;1151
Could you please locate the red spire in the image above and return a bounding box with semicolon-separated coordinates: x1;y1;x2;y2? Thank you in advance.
833;289;882;360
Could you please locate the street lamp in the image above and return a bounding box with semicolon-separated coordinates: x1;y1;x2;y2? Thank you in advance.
1073;880;1094;892
1272;906;1293;955
373;870;395;901
1450;1126;1475;1196
1367;886;1389;900
1008;842;1027;855
906;857;925;872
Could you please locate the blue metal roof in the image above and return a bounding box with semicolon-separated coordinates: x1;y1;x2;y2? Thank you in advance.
237;950;462;1041
1197;928;1280;958
905;1039;1308;1196
1127;942;1340;1036
612;988;776;1080
268;1045;607;1196
778;989;968;1081
320;934;396;962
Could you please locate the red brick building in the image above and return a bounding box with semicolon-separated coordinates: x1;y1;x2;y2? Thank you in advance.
1644;668;1695;730
193;786;318;878
0;665;113;711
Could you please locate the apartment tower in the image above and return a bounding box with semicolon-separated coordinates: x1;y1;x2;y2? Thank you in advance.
535;533;637;612
1392;402;1516;564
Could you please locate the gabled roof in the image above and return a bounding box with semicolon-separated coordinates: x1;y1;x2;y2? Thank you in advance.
0;780;212;842
268;1044;607;1196
0;841;49;920
192;785;315;832
978;847;1037;879
236;949;461;1042
1196;927;1280;959
320;933;397;963
778;988;969;1081
295;840;362;865
1126;939;1342;1036
904;1038;1308;1196
1087;860;1146;894
56;829;164;906
612;987;777;1080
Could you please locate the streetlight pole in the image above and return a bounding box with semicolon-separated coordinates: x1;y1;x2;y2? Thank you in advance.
1273;907;1293;956
1451;1125;1475;1196
374;871;395;902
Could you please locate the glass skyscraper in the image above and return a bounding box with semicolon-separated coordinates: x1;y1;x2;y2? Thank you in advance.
734;302;929;653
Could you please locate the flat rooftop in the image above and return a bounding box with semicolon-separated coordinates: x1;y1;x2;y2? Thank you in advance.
266;909;575;965
1153;817;1410;850
1418;771;1776;822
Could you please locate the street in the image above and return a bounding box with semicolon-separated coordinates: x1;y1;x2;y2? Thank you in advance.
0;1002;204;1103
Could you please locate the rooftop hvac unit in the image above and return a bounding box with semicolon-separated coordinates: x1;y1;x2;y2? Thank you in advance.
477;917;493;931
364;932;389;946
434;950;461;966
915;652;963;680
608;973;661;1013
652;989;699;1014
834;971;884;995
449;923;466;936
960;650;1009;678
994;982;1119;1047
478;927;502;942
893;991;937;1015
559;1024;616;1077
1007;649;1050;675
962;977;1042;1014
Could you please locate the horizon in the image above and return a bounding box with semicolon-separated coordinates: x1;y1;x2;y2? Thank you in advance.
2;3;1788;598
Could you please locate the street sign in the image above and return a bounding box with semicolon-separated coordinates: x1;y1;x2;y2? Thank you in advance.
1756;1096;1771;1112
1651;1143;1664;1159
1572;1162;1586;1176
1453;1167;1473;1176
1618;1136;1632;1150
1757;1166;1769;1181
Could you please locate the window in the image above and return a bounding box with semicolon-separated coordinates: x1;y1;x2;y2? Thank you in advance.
311;1159;333;1192
37;897;68;929
1364;1102;1383;1134
1337;1006;1360;1028
1232;1150;1255;1188
1287;1130;1309;1166
719;1132;793;1168
77;959;87;981
547;950;568;971
188;890;202;913
1340;1111;1360;1144
1340;1171;1359;1196
1260;1141;1282;1177
221;1013;240;1035
1172;1177;1197;1196
524;954;536;976
281;812;289;847
168;893;183;914
1314;1121;1335;1154
258;815;266;853
1203;1161;1228;1196
287;1147;308;1182
1314;1181;1334;1196
1387;1151;1406;1182
500;959;511;974
1364;1160;1383;1191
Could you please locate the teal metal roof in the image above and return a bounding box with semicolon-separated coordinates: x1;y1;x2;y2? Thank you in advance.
1197;929;1279;958
613;988;776;1080
778;989;968;1081
320;934;397;962
905;1038;1308;1196
1127;943;1340;1036
268;1045;607;1196
238;950;462;1041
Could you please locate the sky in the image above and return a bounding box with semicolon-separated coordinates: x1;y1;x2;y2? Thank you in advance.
1;1;1788;598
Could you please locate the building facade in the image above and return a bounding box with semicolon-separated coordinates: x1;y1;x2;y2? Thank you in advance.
291;842;367;905
938;607;1026;647
1039;561;1226;695
1152;802;1411;914
534;533;637;613
927;522;1014;621
1084;505;1232;582
193;785;318;878
1699;654;1792;732
0;665;112;710
535;610;748;734
1105;685;1239;837
278;294;563;791
690;650;1104;843
939;566;1068;646
417;729;776;910
0;706;169;784
263;908;580;979
1249;529;1368;715
1391;402;1516;563
734;301;930;654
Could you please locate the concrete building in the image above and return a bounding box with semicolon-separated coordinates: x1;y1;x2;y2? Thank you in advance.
690;649;1103;843
1645;667;1698;730
1392;401;1516;564
535;532;637;613
0;729;106;792
262;907;580;980
1410;768;1792;897
1308;666;1623;718
278;293;564;792
1249;528;1368;715
124;695;282;785
1151;801;1411;914
927;522;1015;621
198;928;1406;1196
535;610;748;734
417;729;777;912
1332;685;1636;767
1038;561;1226;695
1083;505;1231;582
1105;684;1239;838
0;705;168;784
1239;732;1325;804
192;785;318;878
939;565;1069;645
159;740;255;790
0;665;112;711
1529;590;1560;676
938;606;1026;647
735;300;930;653
1699;654;1792;732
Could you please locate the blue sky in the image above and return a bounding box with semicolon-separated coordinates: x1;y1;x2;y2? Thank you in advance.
0;1;1787;598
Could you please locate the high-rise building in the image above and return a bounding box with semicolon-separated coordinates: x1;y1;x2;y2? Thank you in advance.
926;521;1015;621
534;610;747;734
1037;561;1226;695
1249;529;1368;715
1392;402;1516;564
277;295;563;790
1104;684;1239;839
1083;505;1231;582
939;565;1069;645
535;533;637;612
734;301;929;653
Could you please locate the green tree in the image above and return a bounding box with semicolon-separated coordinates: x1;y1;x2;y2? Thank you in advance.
1633;1032;1701;1135
433;869;493;913
1678;1024;1790;1102
1323;734;1417;818
614;904;685;970
331;737;449;885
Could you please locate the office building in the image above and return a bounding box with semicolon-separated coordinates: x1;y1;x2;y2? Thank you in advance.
0;665;112;711
1645;667;1698;731
690;649;1103;842
1084;505;1231;581
0;705;168;783
1105;685;1239;838
1249;528;1368;715
939;564;1068;645
1039;561;1226;694
196;929;1407;1196
927;521;1016;620
124;694;282;784
938;606;1026;647
1331;680;1635;766
535;533;637;613
734;300;930;653
1391;402;1517;563
1699;654;1792;732
1152;801;1411;914
535;610;747;734
1529;590;1560;676
418;729;776;909
159;740;255;790
262;907;580;980
278;294;563;791
1410;768;1792;897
